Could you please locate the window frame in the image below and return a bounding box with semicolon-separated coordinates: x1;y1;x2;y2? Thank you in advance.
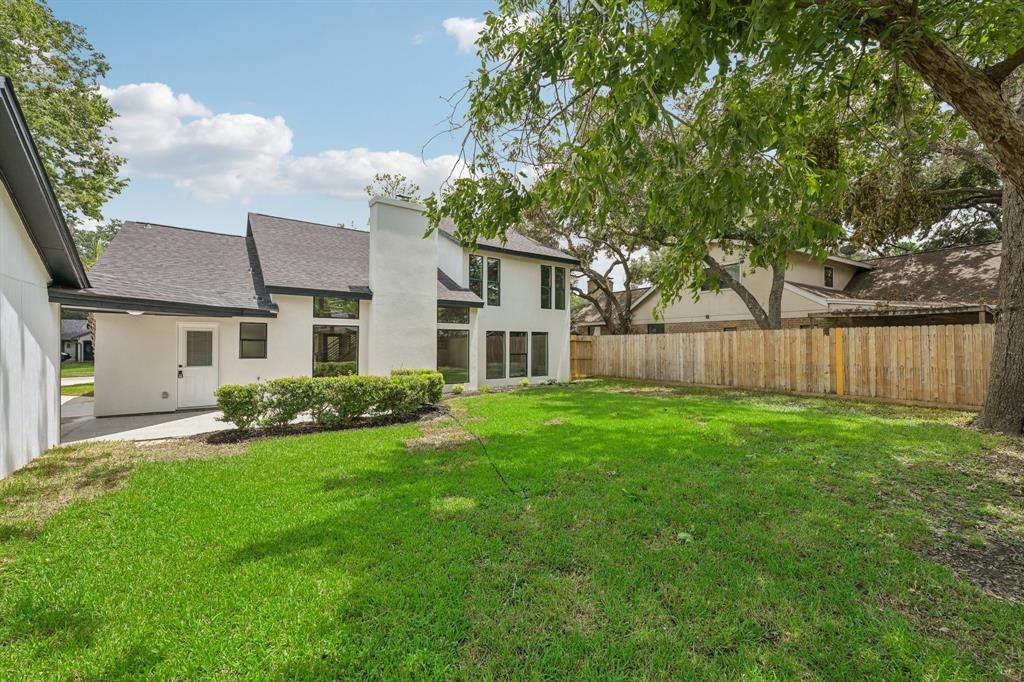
238;322;268;359
701;262;741;291
540;265;552;309
530;332;548;377
487;257;501;306
437;305;470;324
824;265;835;288
509;331;528;378
486;331;506;379
313;296;359;319
436;329;470;384
312;324;359;376
555;267;566;310
469;254;483;298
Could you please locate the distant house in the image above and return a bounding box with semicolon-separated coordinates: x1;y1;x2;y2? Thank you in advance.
1;77;90;477
50;200;578;417
576;243;999;334
60;319;92;362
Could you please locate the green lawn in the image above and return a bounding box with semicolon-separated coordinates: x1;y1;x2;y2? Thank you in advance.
1;381;1021;678
60;383;94;397
60;361;94;378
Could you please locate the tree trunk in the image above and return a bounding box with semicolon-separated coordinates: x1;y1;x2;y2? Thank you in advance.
703;255;785;330
766;260;786;329
976;179;1024;434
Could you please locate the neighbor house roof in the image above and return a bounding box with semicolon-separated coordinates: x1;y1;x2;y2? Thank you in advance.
60;319;88;341
575;286;653;326
0;76;88;289
438;218;580;266
843;242;1001;304
246;213;372;299
49;221;276;317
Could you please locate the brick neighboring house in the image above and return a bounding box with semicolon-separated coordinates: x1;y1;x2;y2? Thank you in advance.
575;242;1000;334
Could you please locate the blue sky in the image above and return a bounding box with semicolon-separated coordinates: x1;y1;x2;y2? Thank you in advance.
51;0;495;235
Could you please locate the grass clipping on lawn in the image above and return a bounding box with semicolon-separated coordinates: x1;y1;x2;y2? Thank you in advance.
0;439;245;543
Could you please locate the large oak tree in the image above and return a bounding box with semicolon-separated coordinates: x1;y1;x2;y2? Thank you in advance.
427;0;1024;434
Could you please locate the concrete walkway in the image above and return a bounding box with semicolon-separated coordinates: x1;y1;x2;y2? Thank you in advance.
61;376;94;386
60;396;229;443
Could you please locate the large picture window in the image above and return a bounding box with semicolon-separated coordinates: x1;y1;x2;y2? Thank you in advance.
555;267;566;310
437;329;470;384
469;255;483;298
486;331;505;379
239;322;267;359
437;305;470;324
509;331;528;378
487;257;501;306
313;325;358;376
313;296;359;319
540;265;552;309
530;332;548;376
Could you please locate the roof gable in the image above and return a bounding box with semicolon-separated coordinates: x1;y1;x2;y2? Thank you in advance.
0;77;87;288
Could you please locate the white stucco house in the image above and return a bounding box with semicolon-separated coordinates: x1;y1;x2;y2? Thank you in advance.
60;319;92;362
1;77;91;477
52;198;578;417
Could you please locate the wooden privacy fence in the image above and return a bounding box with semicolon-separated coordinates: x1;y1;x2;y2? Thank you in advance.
571;324;994;409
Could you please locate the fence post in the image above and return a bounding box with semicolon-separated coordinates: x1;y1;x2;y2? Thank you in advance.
834;328;845;396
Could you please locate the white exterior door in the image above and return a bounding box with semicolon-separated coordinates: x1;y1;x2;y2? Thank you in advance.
177;325;218;408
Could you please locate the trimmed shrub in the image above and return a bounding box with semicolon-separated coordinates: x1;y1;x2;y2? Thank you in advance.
215;383;263;430
520;378;530;387
215;370;445;431
313;361;357;377
450;384;464;395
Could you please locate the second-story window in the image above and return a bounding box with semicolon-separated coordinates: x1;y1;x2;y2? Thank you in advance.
701;262;741;291
555;267;566;310
487;257;501;306
314;296;359;319
824;265;834;288
469;255;483;298
540;265;552;309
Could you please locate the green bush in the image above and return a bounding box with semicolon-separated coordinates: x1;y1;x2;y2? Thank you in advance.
450;384;464;395
480;384;492;393
215;383;263;430
520;378;530;387
214;370;446;430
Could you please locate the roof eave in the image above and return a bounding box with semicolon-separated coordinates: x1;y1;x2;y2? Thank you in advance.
48;288;278;318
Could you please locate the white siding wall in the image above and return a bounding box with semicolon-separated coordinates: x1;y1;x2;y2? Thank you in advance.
475;252;572;387
0;184;60;477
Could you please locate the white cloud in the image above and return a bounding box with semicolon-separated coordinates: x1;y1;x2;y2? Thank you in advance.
442;16;485;53
100;82;463;202
411;32;426;46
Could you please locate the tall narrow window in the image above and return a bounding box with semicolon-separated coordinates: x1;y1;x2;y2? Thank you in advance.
469;255;483;298
487;257;501;306
486;331;505;379
313;325;358;376
824;265;834;288
555;267;566;310
239;322;268;359
437;329;470;384
313;296;358;319
509;331;528;377
530;332;548;376
540;265;552;309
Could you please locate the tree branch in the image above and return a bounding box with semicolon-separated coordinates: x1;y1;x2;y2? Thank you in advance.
984;46;1024;85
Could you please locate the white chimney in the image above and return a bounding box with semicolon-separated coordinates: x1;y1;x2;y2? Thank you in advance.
366;196;438;375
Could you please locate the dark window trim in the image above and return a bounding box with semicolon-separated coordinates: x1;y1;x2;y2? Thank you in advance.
487;257;501;306
312;324;359;376
469;254;484;298
555;267;566;310
239;322;268;359
530;331;548;377
437;328;470;384
824;265;835;288
486;330;506;379
540;264;552;309
509;330;528;378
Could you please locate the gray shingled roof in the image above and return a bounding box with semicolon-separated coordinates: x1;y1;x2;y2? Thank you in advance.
438;218;579;265
51;221;272;314
843;242;1001;304
437;268;484;307
247;213;371;297
60;319;88;340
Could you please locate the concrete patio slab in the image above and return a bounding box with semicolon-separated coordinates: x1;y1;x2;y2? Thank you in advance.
61;397;229;443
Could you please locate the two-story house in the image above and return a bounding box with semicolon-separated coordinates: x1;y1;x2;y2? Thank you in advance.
577;242;1000;334
50;197;577;417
